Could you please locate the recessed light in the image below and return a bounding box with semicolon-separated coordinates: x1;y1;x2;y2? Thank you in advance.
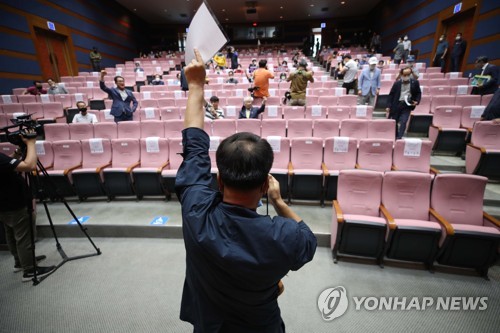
280;16;283;19
133;8;137;11
280;6;283;9
341;1;345;4
225;18;229;21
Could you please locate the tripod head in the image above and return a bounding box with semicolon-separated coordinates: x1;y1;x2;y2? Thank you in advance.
0;113;42;148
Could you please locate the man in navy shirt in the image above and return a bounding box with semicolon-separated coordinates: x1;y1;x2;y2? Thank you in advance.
176;49;317;332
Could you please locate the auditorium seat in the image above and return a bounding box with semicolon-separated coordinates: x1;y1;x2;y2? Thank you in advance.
17;95;37;104
317;96;338;107
159;106;180;120
261;105;282;119
289;137;324;202
52;94;73;108
352;105;373;119
22;103;44;119
356;139;393;172
1;95;18;104
69;123;94;140
72;138;112;200
117;121;141;138
140;120;165;138
40;102;65;123
305;105;327;119
465;121;500;180
261;119;287;137
460;106;484;132
93;122;117;140
71;93;89;106
429;86;451;96
35;140;54;169
312;119;340;139
323;137;358;202
140;99;159;109
480;94;493;106
455;95;481;108
44;123;70;141
431;174;500;278
282;106;305;120
338;95;358;106
139;107;161;121
211;119;236;138
236;119;261;136
381;171;440;269
430;95;456;113
327;106;350;120
161;137;184;198
428;106;467;154
392;139;436;173
164;119;184;138
452;85;472;95
267;136;291;200
133;138;169;199
340;119;368;140
1;103;24;115
287;119;313;137
331;169;386;265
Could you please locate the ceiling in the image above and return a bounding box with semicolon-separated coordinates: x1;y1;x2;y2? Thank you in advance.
115;0;382;25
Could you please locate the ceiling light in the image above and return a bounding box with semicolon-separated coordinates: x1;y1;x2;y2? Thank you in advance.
341;1;345;4
280;6;283;9
222;9;226;12
133;8;137;11
280;16;283;19
225;18;229;21
310;4;314;7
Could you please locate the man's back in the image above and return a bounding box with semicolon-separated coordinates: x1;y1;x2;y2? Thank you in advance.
253;68;273;98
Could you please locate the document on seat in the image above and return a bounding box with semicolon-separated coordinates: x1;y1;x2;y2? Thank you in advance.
470;106;485;119
89;138;104;154
403;138;422;157
185;2;228;65
333;137;349;153
267;136;282;153
146;137;160;153
35;141;46;155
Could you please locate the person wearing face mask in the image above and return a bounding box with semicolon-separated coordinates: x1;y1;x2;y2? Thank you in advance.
358;57;381;106
24;81;47;95
99;70;138;122
72;101;98;123
386;67;422;139
47;78;68;95
340;54;359;94
471;56;498;96
393;37;405;65
225;71;239;84
150;74;164;86
433;34;449;73
89;47;101;71
402;35;412;62
450;33;467;72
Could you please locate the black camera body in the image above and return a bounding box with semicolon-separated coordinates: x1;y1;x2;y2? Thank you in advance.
0;114;42;147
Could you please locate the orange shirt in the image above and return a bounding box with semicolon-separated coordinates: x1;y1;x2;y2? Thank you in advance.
252;68;274;98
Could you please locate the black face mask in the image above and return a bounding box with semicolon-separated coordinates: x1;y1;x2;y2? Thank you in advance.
79;107;87;114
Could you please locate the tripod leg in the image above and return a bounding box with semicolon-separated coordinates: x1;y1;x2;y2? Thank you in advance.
25;174;39;285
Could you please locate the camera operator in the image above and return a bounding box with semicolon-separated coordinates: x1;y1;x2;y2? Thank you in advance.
286;59;314;106
0;130;55;282
252;59;274;102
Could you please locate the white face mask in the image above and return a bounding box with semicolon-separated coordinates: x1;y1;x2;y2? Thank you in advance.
456;36;461;40
439;38;444;41
402;76;411;82
404;37;408;41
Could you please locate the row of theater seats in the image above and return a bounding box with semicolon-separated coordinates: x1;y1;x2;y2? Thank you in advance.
0;136;435;206
332;170;499;278
42;119;396;142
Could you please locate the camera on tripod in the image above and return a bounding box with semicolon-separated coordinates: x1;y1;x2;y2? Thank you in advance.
247;86;260;93
0;114;43;147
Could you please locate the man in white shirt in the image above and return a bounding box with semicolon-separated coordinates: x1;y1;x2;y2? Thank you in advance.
205;96;225;120
72;101;98;123
340;54;358;95
402;35;412;62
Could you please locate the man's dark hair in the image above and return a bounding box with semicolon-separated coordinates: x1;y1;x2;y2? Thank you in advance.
258;59;267;68
47;78;54;81
476;56;488;64
114;76;124;83
33;80;41;85
216;132;274;190
343;54;352;60
210;96;219;102
400;66;413;75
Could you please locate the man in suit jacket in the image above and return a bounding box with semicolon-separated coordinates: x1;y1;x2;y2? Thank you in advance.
386;67;422;139
358;57;381;106
472;56;498;96
239;96;266;119
100;70;138;122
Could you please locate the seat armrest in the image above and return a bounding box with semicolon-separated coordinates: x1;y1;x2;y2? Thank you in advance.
430;208;454;236
380;204;397;230
126;161;141;173
483;212;500;228
430;124;442;131
63;164;82;175
391;165;398;171
467;143;486;153
333;200;344;223
321;162;329;176
158;161;169;173
96;162;111;173
287;161;293;175
430;166;440;174
355;163;361;169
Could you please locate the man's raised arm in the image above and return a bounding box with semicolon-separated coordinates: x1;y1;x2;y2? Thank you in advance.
184;49;206;129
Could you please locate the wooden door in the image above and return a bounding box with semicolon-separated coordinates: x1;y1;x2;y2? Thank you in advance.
34;28;73;80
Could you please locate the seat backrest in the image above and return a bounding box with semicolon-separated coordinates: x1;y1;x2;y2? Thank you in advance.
164;119;184;139
367;119;396;141
340;119;368;140
351;105;374;119
71;93;89;105
313;119;340;139
35;141;54;168
392;139;432;173
93;122;117;140
110;139;140;168
157;98;176;108
52;140;82;170
412;95;432;114
317;96;338;107
357;139;394;172
81;138;112;168
432;106;463;128
429;86;451;96
1;103;24;114
167;138;184;170
140;120;165;138
470;121;500;149
455;95;481;108
305;105;327;119
323;137;358;172
382;171;432;220
290;137;323;170
41;102;64;119
140;107;161;120
212;119;236;138
1;94;18;104
461;106;484;129
327;106;351;120
337;169;383;216
431;95;456;112
481;94;493;106
287;119;313;138
69;123;94;140
17;95;36;104
139;138;169;168
44;123;70;141
261;119;287;137
266;136;291;169
338;95;357;106
282;106;305;120
117;121;141;139
159;106;180;120
22;103;44;119
236;119;261;136
431;174;487;226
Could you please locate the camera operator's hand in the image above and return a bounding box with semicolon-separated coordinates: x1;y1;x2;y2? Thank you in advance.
185;49;206;89
15;129;38;172
267;174;282;204
267;175;301;222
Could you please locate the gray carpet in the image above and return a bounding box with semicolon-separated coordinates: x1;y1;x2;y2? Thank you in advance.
1;238;499;333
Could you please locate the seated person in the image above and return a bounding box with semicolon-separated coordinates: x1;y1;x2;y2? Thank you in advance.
134;62;144;72
248;59;258;74
234;64;244;74
226;71;239;84
151;74;165;85
377;60;385;71
205;96;225;120
47;78;68;95
72;101;98;123
24;81;47;95
213;52;226;70
239;96;266;119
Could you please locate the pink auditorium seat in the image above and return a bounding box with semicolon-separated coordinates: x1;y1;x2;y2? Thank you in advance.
465;121;500;180
305;105;327;119
103;138;141;200
426;72;444;79
431;95;456;113
455;94;481;108
1;103;24;115
140;120;165;138
367;119;396;141
340;119;368;140
71;93;89;106
323;137;358;202
356;139;393;172
331;169;386;265
41;140;82;197
52;94;72;108
164;119;184;139
313;119;340;139
159;106;180;120
305;95;319;105
338;95;358;106
261;105;282;119
35;141;54;169
266;136;291;200
317;96;338;107
212;119;237;138
332;87;347;96
352;105;373;119
92;87;108;100
392;139;435;173
327;106;350;120
157;98;176;108
17;95;36;104
428;106;467;153
428;79;448;86
133;138;169;199
261;119;287;137
69;123;94;140
452;85;472;95
44;123;70;141
444;72;463;79
140;98;159;109
72;138;112;200
1;94;18;104
12;89;25;96
77;87;94;99
460;106;484;132
22;103;44;119
431;174;500;278
379;80;393;95
287;119;313;138
236;119;261;136
381;171;440;269
408;95;432;134
40;102;65;123
93;122;117;140
289;137;325;202
36;94;55;104
0;142;16;156
117;121;141;138
481;94;493;106
161;137;184;198
139;107;161;121
429;86;451;96
282;106;305;120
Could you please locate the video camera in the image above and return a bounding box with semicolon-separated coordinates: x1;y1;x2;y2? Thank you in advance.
0;114;42;147
247;86;260;93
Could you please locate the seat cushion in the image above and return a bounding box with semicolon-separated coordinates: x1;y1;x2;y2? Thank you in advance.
452;224;500;237
395;219;441;232
133;167;161;173
270;168;289;175
293;169;323;176
161;170;178;177
343;214;386;226
103;167;129;173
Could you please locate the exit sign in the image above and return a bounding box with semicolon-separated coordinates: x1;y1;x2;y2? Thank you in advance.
453;2;462;14
47;21;55;30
